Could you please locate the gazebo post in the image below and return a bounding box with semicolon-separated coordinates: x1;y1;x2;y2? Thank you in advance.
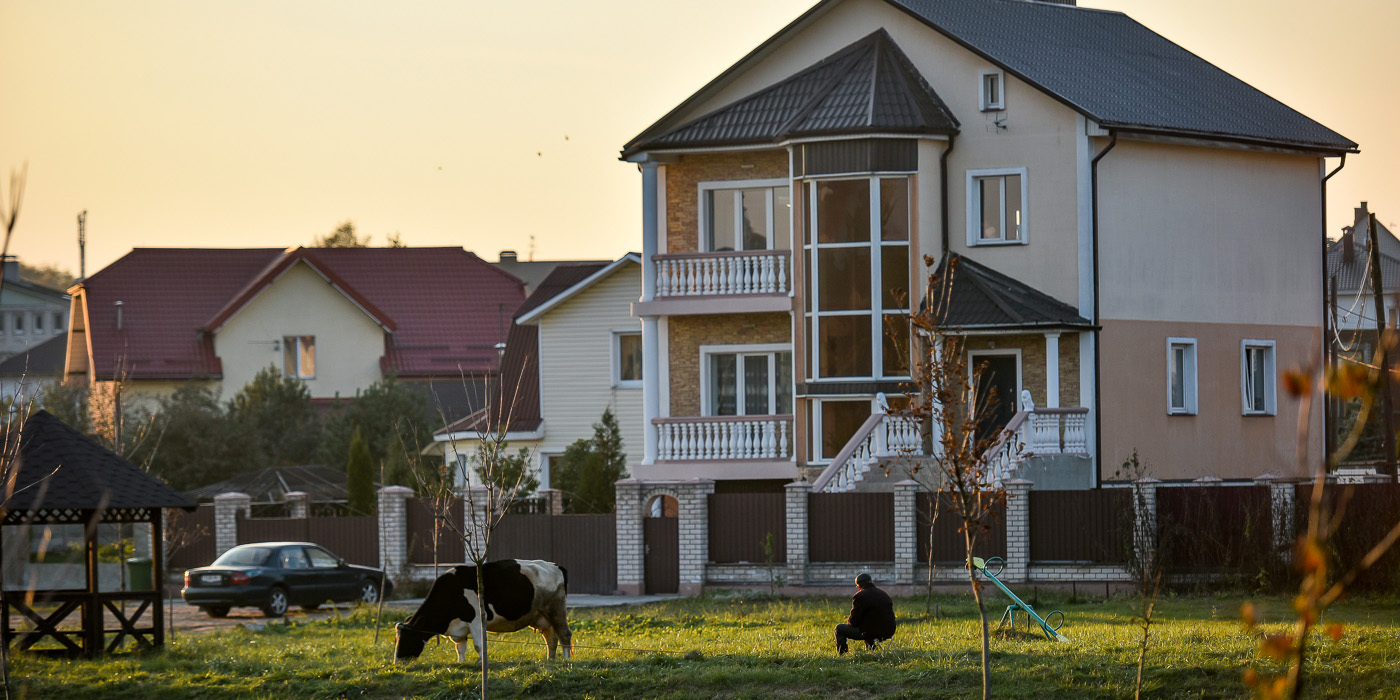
151;511;165;647
84;508;101;657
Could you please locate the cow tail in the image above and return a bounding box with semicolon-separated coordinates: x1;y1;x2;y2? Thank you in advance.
559;565;569;592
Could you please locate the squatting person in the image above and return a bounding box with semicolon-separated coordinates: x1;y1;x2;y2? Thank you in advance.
834;572;896;654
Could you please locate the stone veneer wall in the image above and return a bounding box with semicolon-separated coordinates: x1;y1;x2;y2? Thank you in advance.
668;313;791;417
665;150;789;255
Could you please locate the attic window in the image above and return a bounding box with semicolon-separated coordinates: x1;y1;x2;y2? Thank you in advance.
980;69;1004;111
283;335;316;380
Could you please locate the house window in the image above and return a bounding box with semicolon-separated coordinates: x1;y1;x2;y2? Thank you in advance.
812;398;874;462
283;335;316;379
804;176;911;380
1167;337;1198;415
1241;340;1277;416
980;68;1005;111
13;313;23;335
967;168;1027;245
701;180;791;252
613;330;643;388
53;312;65;331
703;346;792;417
34;313;44;334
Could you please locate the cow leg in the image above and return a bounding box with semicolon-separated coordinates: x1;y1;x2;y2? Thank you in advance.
533;619;558;660
544;598;572;659
455;638;470;664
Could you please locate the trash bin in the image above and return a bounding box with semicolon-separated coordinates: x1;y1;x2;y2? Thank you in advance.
126;557;153;591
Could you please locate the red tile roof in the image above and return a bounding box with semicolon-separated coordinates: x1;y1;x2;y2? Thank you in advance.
77;247;525;381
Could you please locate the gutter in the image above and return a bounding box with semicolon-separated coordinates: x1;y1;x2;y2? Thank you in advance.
1090;130;1117;489
940;135;956;255
1321;153;1348;468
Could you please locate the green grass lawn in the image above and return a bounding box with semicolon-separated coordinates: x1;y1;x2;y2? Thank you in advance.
9;591;1400;699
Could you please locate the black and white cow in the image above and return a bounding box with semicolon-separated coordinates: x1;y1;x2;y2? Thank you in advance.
394;559;571;663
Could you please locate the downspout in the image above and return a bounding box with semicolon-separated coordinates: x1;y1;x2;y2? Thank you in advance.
1321;154;1347;470
940;135;957;256
1090;131;1117;489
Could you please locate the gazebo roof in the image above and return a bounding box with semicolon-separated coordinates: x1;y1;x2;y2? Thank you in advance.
5;410;197;514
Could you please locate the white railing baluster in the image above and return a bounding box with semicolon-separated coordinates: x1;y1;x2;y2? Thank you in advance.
652;251;792;298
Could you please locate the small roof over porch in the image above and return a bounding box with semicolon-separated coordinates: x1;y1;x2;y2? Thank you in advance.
923;254;1093;332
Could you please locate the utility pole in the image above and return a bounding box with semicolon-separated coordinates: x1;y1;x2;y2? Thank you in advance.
1326;274;1337;462
1366;212;1396;477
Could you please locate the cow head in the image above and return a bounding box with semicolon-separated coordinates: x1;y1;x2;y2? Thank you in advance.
393;622;431;662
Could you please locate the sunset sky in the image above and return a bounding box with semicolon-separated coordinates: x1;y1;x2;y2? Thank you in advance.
2;0;1395;278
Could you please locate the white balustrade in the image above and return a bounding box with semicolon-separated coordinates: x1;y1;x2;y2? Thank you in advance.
653;416;792;461
654;251;789;297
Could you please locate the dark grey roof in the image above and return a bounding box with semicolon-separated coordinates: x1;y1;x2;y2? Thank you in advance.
1326;235;1400;293
925;254;1092;330
0;334;67;377
8;410;197;511
629;30;958;155
185;465;350;503
889;0;1354;152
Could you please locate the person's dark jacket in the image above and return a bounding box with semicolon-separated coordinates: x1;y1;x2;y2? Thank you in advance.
847;586;896;640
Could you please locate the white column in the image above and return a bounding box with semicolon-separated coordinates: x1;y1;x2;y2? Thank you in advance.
641;160;661;465
1044;332;1061;408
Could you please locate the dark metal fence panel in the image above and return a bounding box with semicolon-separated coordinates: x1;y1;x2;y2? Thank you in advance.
1029;489;1132;563
1157;485;1274;573
808;493;894;562
492;514;617;595
1292;482;1400;591
236;514;308;544
407;497;465;564
166;505;216;571
309;516;378;567
708;493;786;564
914;492;1007;564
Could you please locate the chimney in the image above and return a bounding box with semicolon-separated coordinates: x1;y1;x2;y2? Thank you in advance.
1;255;19;284
1343;231;1355;265
499;250;518;264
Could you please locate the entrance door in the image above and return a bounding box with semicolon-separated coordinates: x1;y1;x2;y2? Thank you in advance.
974;354;1019;444
643;515;679;594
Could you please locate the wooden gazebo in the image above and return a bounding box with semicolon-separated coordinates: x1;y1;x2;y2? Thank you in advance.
1;410;197;656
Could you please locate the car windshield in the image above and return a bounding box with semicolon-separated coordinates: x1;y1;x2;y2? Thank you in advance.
211;547;273;567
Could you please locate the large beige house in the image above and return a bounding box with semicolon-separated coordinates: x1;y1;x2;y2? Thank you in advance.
621;0;1355;488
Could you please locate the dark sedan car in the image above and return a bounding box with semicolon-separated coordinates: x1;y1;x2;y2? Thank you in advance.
182;541;394;618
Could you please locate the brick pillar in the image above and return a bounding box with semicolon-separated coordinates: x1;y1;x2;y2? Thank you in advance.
893;480;919;585
615;479;645;595
1132;478;1161;576
1255;473;1296;560
676;480;716;596
285;491;310;519
1003;479;1033;583
784;480;811;586
538;488;565;515
213;492;251;556
377;486;415;574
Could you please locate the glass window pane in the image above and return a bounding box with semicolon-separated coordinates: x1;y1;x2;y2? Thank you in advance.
1171;346;1185;409
881;245;909;310
803;182;814;245
879;178;909;241
743;355;770;415
818;316;871;377
283;337;297;378
708;190;736;251
1005;174;1022;241
882;313;910;376
984;73;1000;106
821;400;872;460
619;333;642;381
816;180;870;244
710;354;737;416
299;336;316;378
979;178;1002;240
818;247;870;311
740;189;768;251
776;351;793;415
773;187;791;250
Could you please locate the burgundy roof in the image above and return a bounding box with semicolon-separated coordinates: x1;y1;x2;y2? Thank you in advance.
78;247;525;381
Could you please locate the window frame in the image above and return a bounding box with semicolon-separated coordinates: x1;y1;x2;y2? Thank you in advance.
697;178;791;252
810;396;879;463
979;68;1005;111
966;167;1029;246
612;329;643;389
1240;339;1277;416
803;175;913;382
699;343;793;418
1167;337;1198;416
282;335;316;380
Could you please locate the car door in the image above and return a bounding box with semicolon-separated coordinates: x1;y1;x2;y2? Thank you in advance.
305;545;356;602
276;546;318;605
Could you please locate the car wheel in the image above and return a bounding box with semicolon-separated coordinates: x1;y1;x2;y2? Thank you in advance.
300;603;321;612
203;606;230;618
262;587;289;617
358;578;380;605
